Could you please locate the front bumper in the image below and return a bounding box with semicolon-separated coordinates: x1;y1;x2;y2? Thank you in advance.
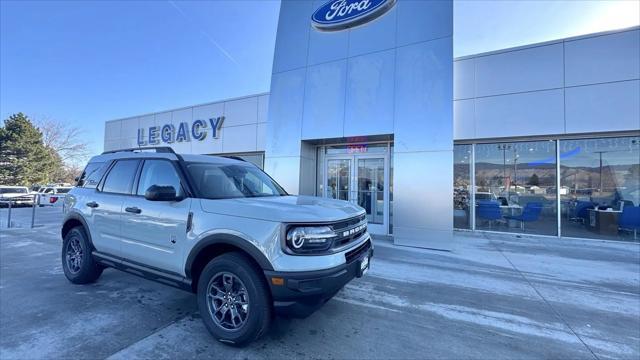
264;238;373;318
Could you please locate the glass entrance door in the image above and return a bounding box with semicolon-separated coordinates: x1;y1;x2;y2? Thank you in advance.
324;154;389;235
357;158;385;225
326;159;351;201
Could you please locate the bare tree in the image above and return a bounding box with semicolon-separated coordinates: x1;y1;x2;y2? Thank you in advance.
34;116;90;166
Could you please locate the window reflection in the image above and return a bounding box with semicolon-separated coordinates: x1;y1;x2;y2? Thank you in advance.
560;137;640;241
454;145;471;229
474;141;557;235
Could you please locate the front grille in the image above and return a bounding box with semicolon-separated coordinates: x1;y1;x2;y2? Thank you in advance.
13;196;32;202
345;239;371;264
330;214;367;250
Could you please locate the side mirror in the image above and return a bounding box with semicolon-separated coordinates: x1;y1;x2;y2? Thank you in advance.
145;185;178;201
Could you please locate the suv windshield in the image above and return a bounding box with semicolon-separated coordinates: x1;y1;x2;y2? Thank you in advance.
187;162;287;199
0;187;27;194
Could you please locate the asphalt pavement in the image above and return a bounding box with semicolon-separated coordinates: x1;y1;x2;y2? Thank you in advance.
1;207;638;359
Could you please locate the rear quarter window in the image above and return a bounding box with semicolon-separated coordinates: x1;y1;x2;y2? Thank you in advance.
78;162;109;188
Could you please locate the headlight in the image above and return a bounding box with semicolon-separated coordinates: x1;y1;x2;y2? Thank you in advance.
286;226;336;254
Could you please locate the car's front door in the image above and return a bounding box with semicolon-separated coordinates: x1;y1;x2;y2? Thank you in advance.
120;159;191;275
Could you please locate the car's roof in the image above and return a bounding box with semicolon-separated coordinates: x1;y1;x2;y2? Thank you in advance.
87;150;246;166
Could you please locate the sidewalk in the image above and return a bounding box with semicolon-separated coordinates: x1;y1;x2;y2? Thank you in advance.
1;210;638;359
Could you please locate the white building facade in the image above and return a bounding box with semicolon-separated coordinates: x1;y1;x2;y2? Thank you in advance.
105;0;639;248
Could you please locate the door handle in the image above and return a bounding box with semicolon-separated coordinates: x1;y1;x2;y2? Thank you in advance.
125;206;142;214
86;201;99;208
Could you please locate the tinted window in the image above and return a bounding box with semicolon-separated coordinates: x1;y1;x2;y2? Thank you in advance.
79;162;109;188
187;162;286;199
56;188;71;194
136;160;183;197
0;187;28;194
102;160;139;194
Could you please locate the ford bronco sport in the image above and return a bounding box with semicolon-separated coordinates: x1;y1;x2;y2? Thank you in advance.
61;147;372;346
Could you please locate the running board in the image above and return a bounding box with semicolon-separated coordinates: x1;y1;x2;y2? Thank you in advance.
92;251;193;292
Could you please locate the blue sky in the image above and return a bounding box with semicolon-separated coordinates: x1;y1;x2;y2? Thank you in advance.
1;0;638;158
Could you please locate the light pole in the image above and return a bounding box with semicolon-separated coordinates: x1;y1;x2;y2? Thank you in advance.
497;144;512;196
513;148;519;193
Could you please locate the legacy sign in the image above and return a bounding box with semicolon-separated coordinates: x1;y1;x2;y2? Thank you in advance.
311;0;396;31
137;117;224;146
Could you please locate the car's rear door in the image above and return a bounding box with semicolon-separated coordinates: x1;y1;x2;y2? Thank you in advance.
120;159;191;275
89;159;141;257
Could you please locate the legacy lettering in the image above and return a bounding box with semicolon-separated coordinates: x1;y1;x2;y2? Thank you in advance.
137;116;224;146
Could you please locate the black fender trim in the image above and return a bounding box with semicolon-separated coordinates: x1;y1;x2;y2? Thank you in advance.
61;212;95;250
185;234;274;278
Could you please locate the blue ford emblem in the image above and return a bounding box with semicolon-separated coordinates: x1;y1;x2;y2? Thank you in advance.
311;0;396;31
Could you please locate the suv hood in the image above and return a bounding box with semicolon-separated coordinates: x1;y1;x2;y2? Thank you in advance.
199;195;364;223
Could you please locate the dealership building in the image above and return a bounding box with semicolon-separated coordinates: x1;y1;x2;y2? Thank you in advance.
104;0;640;250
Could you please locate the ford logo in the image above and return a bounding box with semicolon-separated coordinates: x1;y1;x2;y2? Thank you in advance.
311;0;396;31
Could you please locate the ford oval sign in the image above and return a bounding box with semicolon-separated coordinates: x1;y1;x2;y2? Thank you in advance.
312;0;396;31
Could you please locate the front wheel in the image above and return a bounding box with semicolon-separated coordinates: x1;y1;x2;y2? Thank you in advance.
197;252;272;346
62;226;103;284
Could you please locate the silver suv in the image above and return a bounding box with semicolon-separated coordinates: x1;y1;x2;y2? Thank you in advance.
61;147;372;346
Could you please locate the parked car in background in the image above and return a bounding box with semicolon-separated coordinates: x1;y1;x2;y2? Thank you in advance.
38;186;73;207
0;186;34;207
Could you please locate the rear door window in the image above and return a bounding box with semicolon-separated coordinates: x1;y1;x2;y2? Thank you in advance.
101;160;140;194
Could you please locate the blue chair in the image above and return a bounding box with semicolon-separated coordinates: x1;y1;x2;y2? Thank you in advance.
477;200;502;229
572;201;594;224
618;206;640;240
505;202;543;231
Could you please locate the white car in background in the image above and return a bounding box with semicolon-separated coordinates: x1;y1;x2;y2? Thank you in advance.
38;186;73;207
0;186;34;207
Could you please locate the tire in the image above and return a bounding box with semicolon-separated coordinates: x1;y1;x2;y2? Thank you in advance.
62;226;103;284
197;252;272;347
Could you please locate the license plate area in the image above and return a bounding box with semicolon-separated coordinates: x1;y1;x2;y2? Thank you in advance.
357;253;370;277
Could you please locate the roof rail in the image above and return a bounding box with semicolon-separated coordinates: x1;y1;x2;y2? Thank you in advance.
101;146;176;155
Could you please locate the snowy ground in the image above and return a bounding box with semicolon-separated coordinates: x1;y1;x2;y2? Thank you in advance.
1;207;638;359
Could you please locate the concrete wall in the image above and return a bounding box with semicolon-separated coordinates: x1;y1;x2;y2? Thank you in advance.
104;93;269;154
266;0;454;248
453;27;640;140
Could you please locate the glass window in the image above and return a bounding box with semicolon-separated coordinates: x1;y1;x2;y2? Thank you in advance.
475;141;557;235
560;136;640;242
389;144;394;235
102;160;139;194
210;153;264;169
78;161;109;188
0;187;28;194
136;160;183;197
454;145;472;229
187;162;287;199
316;146;325;196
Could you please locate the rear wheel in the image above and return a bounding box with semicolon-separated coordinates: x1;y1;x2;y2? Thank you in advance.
62;226;103;284
197;252;272;346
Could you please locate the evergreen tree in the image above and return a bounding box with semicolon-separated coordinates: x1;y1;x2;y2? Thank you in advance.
0;113;60;185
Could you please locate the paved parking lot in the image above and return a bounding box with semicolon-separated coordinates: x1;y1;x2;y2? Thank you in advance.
1;207;639;359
